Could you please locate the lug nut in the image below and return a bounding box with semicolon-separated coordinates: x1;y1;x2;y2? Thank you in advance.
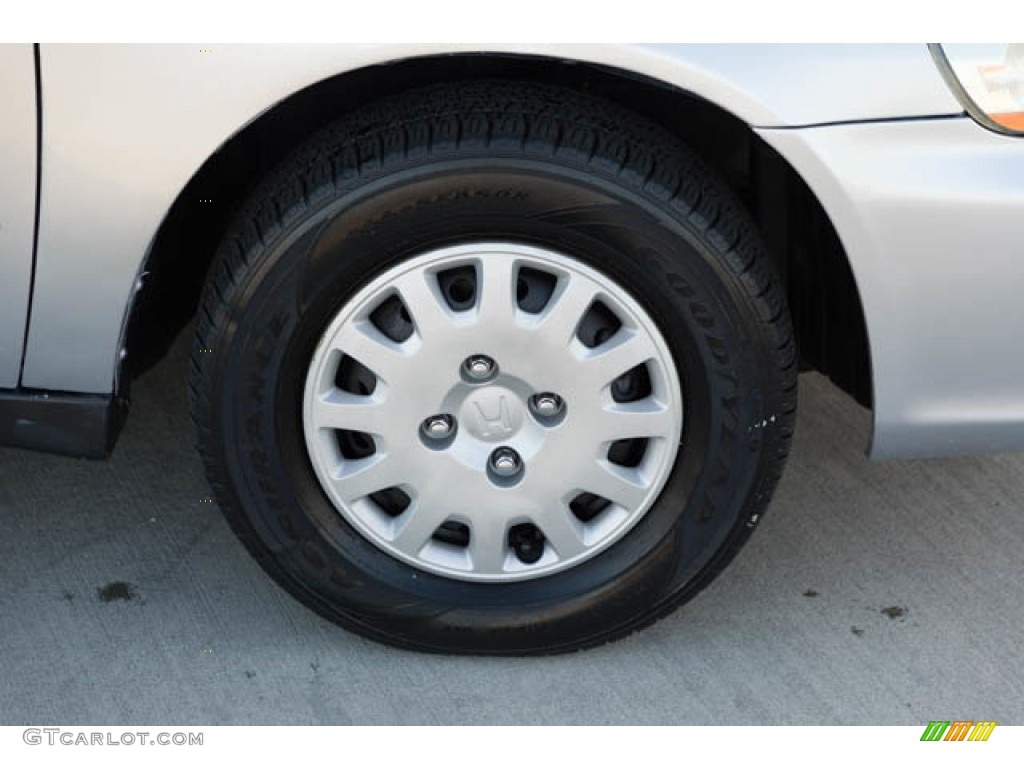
530;392;564;418
489;447;522;478
463;354;497;381
421;414;455;440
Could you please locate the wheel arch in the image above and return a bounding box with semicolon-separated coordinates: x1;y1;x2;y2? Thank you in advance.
122;52;872;418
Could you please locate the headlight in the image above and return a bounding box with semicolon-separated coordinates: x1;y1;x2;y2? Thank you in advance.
930;44;1024;135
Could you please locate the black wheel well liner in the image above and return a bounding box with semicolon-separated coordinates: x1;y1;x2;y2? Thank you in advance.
125;52;872;409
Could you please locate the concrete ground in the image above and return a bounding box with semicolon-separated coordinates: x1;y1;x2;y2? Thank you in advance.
2;333;1023;725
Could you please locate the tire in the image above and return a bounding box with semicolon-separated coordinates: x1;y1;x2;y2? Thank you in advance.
190;80;797;655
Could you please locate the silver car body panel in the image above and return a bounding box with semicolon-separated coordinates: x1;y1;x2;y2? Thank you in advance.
0;45;37;388
18;43;1023;459
761;118;1024;458
22;43;959;395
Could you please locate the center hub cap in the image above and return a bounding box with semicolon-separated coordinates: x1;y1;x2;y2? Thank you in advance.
302;243;683;582
461;386;523;442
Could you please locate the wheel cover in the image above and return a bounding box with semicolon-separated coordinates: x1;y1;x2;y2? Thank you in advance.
302;243;683;582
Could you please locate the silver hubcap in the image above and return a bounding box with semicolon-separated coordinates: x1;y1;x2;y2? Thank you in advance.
302;243;683;582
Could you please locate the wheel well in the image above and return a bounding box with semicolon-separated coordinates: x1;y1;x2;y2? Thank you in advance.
125;53;872;409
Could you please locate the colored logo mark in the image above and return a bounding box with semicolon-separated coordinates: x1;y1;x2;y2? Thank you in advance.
920;720;996;742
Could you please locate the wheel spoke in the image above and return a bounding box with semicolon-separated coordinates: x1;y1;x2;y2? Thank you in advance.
468;518;510;573
533;506;587;559
312;391;386;435
576;460;648;512
331;320;409;387
390;500;451;555
474;255;519;330
331;455;404;503
578;330;656;390
590;401;673;442
535;277;599;345
394;272;457;343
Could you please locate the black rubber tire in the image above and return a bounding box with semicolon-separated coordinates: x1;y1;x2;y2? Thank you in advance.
189;80;797;655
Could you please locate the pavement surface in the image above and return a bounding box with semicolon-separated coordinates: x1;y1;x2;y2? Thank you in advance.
2;332;1024;725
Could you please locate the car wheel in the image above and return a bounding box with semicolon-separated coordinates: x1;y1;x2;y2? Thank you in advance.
190;80;796;654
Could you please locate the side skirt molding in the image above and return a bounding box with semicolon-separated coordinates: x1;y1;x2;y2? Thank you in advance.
0;389;127;459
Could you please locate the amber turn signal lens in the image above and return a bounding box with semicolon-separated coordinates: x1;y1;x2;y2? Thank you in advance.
932;44;1024;136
